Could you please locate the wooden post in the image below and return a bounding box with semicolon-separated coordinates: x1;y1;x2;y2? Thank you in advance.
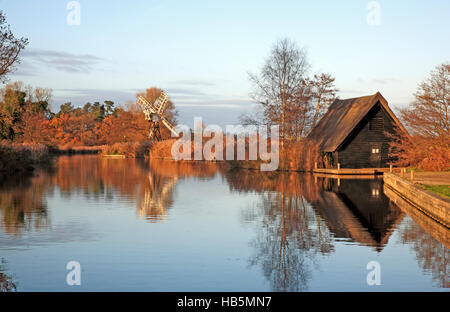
315;162;317;169
337;163;340;172
410;170;414;181
401;168;404;177
389;164;393;173
338;178;341;187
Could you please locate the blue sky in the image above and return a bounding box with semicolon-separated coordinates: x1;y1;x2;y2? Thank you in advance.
2;0;449;126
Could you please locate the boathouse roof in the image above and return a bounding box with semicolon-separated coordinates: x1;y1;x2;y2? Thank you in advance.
307;92;406;152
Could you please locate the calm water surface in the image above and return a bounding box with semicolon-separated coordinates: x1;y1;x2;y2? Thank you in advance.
0;155;448;291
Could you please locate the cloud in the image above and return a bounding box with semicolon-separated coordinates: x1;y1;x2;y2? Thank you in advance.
52;88;135;107
176;98;251;109
170;80;217;87
11;60;38;76
371;78;400;84
165;88;209;96
20;49;106;74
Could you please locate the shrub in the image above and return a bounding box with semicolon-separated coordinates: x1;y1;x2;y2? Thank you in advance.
101;141;152;158
0;141;50;173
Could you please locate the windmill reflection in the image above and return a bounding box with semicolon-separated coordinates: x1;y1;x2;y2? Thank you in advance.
138;172;178;221
0;156;221;227
137;159;218;221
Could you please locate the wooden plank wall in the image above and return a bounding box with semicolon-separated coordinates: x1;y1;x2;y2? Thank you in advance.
336;103;397;168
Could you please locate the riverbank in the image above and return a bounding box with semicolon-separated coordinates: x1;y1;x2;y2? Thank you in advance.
148;138;319;172
0;141;51;173
101;141;152;158
383;172;450;228
50;144;103;155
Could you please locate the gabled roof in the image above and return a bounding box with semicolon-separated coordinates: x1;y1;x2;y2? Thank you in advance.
307;92;406;152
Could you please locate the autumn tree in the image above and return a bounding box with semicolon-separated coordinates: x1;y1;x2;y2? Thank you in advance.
0;82;26;140
390;62;450;171
0;82;53;142
97;105;149;145
0;10;28;82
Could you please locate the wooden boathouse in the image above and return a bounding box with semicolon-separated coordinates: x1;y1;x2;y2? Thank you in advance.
308;92;407;174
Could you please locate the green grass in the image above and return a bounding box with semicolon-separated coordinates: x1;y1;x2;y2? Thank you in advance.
418;184;450;198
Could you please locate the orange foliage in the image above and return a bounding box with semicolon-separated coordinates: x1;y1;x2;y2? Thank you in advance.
389;131;450;171
149;137;320;172
97;110;148;145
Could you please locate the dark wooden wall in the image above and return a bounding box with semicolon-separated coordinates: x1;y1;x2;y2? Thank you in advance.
335;102;397;168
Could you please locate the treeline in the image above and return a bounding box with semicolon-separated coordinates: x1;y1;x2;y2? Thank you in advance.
0;82;176;148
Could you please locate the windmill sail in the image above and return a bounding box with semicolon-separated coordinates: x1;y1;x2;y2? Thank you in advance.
137;91;178;140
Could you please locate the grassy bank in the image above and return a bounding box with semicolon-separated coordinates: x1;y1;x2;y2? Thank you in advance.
419;184;450;198
393;171;450;199
0;141;51;173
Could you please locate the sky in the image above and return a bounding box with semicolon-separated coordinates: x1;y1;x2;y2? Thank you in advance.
1;0;449;127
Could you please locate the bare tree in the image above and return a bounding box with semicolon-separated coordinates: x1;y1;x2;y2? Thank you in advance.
0;10;28;82
248;38;311;140
246;38;337;140
309;73;338;130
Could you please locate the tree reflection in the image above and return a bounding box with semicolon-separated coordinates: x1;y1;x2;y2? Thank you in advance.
225;171;408;291
0;172;50;235
400;218;449;288
0;258;16;292
0;156;222;231
226;171;334;291
385;185;449;288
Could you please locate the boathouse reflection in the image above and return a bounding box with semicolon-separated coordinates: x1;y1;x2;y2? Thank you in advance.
224;171;405;290
310;176;404;251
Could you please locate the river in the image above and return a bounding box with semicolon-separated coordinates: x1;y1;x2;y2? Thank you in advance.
0;155;448;291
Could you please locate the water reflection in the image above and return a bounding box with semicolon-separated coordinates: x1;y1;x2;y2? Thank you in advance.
0;172;50;235
384;186;449;288
0;258;16;292
310;177;404;251
140;159;218;221
225;171;407;290
225;171;333;291
0;156;448;291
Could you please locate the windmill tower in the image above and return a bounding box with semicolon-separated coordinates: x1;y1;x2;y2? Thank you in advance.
137;91;178;141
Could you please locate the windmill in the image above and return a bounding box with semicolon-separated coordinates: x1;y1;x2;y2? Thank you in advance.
137;91;178;141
